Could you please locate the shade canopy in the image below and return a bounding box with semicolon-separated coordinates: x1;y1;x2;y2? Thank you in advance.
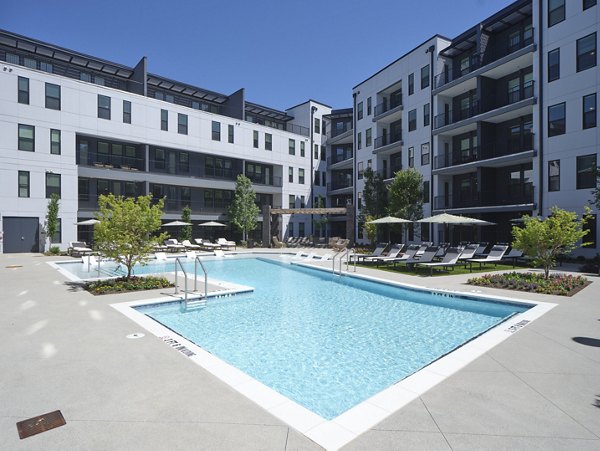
198;221;226;227
417;213;494;225
367;215;411;224
162;220;193;227
75;219;101;225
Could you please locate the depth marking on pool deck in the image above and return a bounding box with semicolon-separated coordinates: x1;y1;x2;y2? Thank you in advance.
161;336;196;357
505;319;530;333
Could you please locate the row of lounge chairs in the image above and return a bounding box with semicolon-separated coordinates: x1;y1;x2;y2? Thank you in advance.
273;236;350;250
158;238;236;253
356;242;525;275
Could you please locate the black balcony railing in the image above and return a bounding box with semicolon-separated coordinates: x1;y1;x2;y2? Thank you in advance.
204;167;239;180
327;123;353;140
285;122;310;137
80;152;145;171
374;98;403;117
327;179;353;191
374;132;402;149
433;184;533;210
246;175;283;187
434;100;480;129
327;151;353;165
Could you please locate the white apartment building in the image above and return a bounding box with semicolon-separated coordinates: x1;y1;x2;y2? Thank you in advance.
0;30;328;252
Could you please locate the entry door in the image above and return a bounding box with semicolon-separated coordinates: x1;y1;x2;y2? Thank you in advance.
3;217;40;253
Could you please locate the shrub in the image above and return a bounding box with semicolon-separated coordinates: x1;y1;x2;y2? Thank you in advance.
48;246;60;255
467;271;589;296
85;276;173;295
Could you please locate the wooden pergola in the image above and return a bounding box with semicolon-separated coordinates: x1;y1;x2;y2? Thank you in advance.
262;205;354;247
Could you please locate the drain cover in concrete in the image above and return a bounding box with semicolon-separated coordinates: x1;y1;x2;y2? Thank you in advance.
126;333;145;339
17;410;66;439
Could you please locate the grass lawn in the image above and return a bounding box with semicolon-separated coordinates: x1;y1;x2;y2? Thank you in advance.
355;261;525;277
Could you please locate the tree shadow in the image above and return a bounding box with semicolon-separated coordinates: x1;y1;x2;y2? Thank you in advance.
572;337;600;347
64;281;87;293
594;396;600;409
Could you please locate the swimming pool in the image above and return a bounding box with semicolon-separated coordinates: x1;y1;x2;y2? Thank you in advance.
127;256;528;420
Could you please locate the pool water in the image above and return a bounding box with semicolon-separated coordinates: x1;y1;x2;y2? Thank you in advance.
134;257;529;420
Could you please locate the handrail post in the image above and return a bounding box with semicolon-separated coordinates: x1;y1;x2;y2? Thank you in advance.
174;257;188;307
194;256;208;299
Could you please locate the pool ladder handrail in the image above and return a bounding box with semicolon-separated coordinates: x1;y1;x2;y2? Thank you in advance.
332;247;355;275
174;257;189;306
194;256;208;300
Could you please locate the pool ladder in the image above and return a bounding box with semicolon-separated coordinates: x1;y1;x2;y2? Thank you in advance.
174;256;208;310
332;248;356;275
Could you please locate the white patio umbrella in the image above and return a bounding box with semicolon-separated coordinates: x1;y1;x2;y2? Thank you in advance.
75;219;100;225
417;213;494;243
198;221;226;241
162;220;193;227
367;216;411;241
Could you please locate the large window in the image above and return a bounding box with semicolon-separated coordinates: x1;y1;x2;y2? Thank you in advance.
123;100;131;124
300;141;305;157
50;129;61;155
408;109;417;131
161;109;168;131
365;128;372;147
265;133;272;151
421;142;430;165
298;168;305;184
289;139;295;155
177;113;188;135
18;171;30;198
288;167;293;183
98;95;111;120
577;154;597;189
314;117;320;134
584;0;596;10
577;33;597;72
45;83;61;110
18;124;35;151
46;172;61;198
421;64;430;89
18;77;29;104
548;160;560;191
548;48;560;82
423;103;430;127
548;0;565;27
423;180;430;203
357;132;362;150
289;194;295;208
408;147;414;168
212;121;221;141
583;93;597;129
357;102;363;120
548;103;566;136
228;124;234;143
253;130;259;148
408;73;414;95
367;97;372;115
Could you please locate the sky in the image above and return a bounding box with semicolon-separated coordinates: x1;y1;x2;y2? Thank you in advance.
1;0;515;111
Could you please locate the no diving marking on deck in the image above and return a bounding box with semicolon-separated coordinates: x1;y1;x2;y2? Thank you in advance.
505;320;530;333
161;336;196;357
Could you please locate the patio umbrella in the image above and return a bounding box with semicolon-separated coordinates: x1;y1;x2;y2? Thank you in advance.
367;216;411;241
75;219;100;225
417;213;494;243
198;221;226;241
162;220;193;241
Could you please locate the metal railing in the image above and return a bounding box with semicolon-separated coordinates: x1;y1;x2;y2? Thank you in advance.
194;256;208;299
434;100;480;129
327;123;353;140
327;152;353;165
374;99;402;117
174;257;188;305
434;185;534;210
374;132;402;150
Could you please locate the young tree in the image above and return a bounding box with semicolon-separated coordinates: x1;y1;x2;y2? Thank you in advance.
45;193;60;245
592;168;600;210
364;214;378;246
228;174;260;242
181;206;192;241
387;168;424;221
512;207;590;279
312;195;328;238
362;167;386;217
94;194;168;279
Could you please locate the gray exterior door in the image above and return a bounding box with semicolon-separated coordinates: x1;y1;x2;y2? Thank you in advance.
3;217;40;253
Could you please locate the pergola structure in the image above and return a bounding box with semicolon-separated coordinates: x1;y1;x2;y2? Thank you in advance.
262;205;355;247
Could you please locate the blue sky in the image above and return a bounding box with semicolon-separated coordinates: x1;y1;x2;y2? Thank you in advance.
1;0;514;111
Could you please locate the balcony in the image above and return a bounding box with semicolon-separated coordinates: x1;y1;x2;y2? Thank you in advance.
327;179;353;193
79;152;145;171
326;123;353;145
373;132;403;156
434;101;480;129
285;123;310;137
246;175;283;187
433;183;534;211
373;98;403;123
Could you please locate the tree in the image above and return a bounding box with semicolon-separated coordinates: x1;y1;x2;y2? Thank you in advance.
228;174;260;242
312;196;328;238
181;206;192;241
512;207;590;279
364;215;378;246
387;168;424;221
592;167;600;210
94;194;168;279
362;167;386;217
45;193;60;245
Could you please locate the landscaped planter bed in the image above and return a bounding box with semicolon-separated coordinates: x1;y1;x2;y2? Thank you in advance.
467;271;590;296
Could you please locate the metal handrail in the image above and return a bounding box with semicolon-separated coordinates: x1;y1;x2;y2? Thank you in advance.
194;256;208;299
174;257;188;306
332;248;353;275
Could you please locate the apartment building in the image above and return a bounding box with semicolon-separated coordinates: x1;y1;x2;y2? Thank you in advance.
0;29;328;252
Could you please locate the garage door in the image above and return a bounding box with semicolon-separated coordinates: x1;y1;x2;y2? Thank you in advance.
2;217;40;253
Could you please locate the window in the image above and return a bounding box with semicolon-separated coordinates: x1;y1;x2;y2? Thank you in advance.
423;180;430;203
408;147;414;168
288;139;296;155
314;117;320;134
314;171;320;186
18;171;30;198
583;214;597;248
322;171;326;186
46;172;61;198
45;83;60;110
299;222;305;237
577;33;596;72
321;145;326;161
367;97;372;115
18;77;29;104
358;161;364;179
18;124;34;151
322;121;326;135
583;93;597;129
299;168;305;184
228;124;234;143
96;94;110;120
421;65;430;89
50;129;61;155
408;73;414;95
584;0;596;10
357;102;363;120
548;103;566;136
357;132;362;150
577;154;597;189
178;113;188;135
123;100;131;124
212;121;221;141
548;160;560;191
289;167;294;183
365;128;372;147
408;109;417;131
421;143;430;165
289;195;295;208
548;48;560;82
314;144;319;159
300;141;305;157
423;103;430;127
160;109;168;131
23;57;36;69
548;0;565;27
265;133;272;151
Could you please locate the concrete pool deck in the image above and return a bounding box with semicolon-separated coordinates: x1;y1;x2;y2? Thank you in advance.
1;250;599;450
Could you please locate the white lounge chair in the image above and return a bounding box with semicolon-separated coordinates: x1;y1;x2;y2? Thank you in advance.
217;238;236;250
181;239;201;250
195;238;221;251
164;239;185;253
154;252;168;261
467;245;509;272
213;249;225;257
416;247;462;275
69;241;92;257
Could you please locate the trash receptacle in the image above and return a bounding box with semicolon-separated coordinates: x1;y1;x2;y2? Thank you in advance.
247;239;254;248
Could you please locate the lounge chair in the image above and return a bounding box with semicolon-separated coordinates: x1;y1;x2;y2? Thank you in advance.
353;242;389;263
415;247;462;275
217;238;236;250
467;245;509;272
458;243;479;263
396;246;440;270
272;236;285;248
69;241;92;257
332;239;349;251
414;242;433;258
473;242;489;257
501;248;524;267
181;239;201;250
328;237;341;248
164;239;185;253
195;238;220;251
366;243;406;265
154;252;168;261
213;249;225;257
